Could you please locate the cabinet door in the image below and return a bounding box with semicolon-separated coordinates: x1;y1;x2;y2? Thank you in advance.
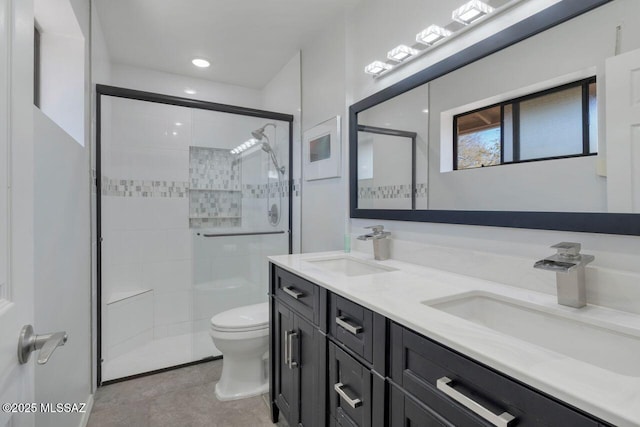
390;385;450;427
274;301;296;423
295;314;326;427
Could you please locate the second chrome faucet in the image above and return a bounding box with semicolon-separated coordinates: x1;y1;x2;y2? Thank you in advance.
534;242;594;308
357;225;391;260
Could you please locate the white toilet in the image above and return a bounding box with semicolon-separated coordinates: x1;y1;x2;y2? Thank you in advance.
209;302;269;401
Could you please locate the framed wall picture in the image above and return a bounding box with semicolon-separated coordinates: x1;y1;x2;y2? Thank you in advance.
303;116;341;181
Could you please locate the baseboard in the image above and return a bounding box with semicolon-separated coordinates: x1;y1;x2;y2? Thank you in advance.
78;394;94;427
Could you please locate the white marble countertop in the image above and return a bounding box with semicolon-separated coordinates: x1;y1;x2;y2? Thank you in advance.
269;250;640;427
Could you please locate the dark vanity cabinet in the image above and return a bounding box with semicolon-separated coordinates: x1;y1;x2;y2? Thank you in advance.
269;264;612;427
270;266;327;427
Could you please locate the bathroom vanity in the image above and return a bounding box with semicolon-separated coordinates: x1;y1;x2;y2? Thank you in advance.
268;252;640;427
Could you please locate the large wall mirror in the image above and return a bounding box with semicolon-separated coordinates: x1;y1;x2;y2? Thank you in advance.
350;0;640;235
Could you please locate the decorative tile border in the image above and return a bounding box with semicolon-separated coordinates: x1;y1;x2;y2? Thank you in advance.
101;177;296;200
358;183;428;200
101;177;188;198
243;181;289;199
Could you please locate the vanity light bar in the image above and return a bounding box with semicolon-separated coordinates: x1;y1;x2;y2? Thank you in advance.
230;138;259;155
452;0;494;25
416;25;452;46
387;45;419;62
364;61;393;76
365;0;498;77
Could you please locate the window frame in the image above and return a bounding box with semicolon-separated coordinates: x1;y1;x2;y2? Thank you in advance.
453;76;597;171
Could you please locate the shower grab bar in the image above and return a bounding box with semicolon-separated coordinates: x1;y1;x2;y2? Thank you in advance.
198;230;287;238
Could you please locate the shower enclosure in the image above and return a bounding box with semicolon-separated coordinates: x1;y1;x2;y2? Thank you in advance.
97;86;292;383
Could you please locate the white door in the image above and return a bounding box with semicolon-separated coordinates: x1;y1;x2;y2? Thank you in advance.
0;0;37;426
606;48;640;212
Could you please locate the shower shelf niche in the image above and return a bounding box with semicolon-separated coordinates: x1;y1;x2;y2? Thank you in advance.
189;146;242;228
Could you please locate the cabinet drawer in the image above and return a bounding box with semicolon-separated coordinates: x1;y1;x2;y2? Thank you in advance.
390;323;601;426
329;294;376;364
329;342;372;427
273;266;320;325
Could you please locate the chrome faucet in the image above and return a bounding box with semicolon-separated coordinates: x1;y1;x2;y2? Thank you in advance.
357;225;391;261
533;242;594;308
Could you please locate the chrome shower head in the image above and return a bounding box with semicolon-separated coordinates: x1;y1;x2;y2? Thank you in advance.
251;123;276;141
261;142;272;153
252;129;265;140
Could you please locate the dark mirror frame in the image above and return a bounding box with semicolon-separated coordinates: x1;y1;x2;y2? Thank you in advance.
349;0;640;236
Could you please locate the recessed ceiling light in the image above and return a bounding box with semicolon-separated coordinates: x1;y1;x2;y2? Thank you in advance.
184;88;197;95
452;0;494;25
387;45;419;62
175;122;183;126
422;109;429;114
364;61;393;76
416;25;452;46
191;58;210;68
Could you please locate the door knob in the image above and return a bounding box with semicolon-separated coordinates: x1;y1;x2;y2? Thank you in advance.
18;325;68;365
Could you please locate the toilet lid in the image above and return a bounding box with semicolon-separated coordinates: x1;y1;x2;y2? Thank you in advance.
210;302;269;332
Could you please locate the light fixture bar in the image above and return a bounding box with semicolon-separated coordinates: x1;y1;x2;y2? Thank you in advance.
387;45;419;62
452;0;494;25
364;61;393;76
416;25;452;46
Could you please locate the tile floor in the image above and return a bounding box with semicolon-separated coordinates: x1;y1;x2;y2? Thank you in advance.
88;359;285;427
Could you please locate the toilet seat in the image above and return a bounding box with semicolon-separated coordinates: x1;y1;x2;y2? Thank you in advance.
210;302;268;333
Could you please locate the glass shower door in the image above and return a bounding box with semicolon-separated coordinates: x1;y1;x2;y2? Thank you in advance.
99;90;291;382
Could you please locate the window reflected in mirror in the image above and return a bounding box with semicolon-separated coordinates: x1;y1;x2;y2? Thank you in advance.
454;77;597;170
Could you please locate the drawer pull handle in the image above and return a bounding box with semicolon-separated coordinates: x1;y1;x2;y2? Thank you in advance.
437;377;516;427
283;286;304;299
334;382;362;409
288;331;298;369
336;316;362;335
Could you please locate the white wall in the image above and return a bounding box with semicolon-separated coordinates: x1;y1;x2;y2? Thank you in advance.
262;52;302;252
111;64;263;110
300;17;349;253
34;0;92;425
35;0;86;145
299;0;640;284
34;106;91;427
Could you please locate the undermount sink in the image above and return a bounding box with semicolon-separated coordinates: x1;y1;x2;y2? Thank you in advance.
424;292;640;377
304;255;396;277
